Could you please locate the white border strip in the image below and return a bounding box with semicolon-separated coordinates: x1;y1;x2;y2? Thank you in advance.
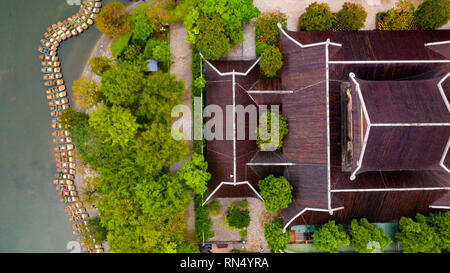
349;73;371;181
202;181;264;205
440;137;450;173
425;40;450;47
246;90;294;94
331;187;450;193
329;60;450;64
371;123;450;126
246;162;296;166
437;73;450;113
277;23;342;48
429;205;450;209
282;207;345;232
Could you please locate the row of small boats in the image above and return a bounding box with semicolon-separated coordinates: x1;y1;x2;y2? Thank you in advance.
38;0;104;254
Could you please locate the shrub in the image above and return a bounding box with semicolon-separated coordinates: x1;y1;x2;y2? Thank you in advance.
178;153;211;195
264;218;290;252
258;175;292;213
240;200;248;209
335;2;367;30
239;229;248;239
350;218;392;253
225;205;250;229
72;76;102;111
256;110;289;150
207;200;221;216
376;0;416;30
152;42;171;63
127;12;153;47
395;212;448;253
144;38;169;60
89;56;113;76
194;194;214;242
415;0;450;30
194;14;231;60
96;1;129;37
259;45;283;78
121;44;144;64
298;2;335;31
111;33;132;58
254;11;287;47
312;221;350;253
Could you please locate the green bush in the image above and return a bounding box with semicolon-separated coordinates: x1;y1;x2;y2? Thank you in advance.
111;33;132;58
194;14;231;60
89;56;113;76
208;200;221;216
240;200;248;209
239;229;248;239
184;0;260;59
313;221;350;253
121;44;144;64
350;218;392;253
264;218;290;252
225;205;250;229
395;212;449;253
128;13;153;47
144;38;167;59
259;45;283;78
258;175;292;213
376;0;416;30
256;110;289;150
254;11;287;47
298;2;335;31
335;2;367;30
194;194;215;242
415;0;450;29
152;43;171;63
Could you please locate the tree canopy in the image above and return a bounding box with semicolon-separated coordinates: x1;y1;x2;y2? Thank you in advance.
264;218;290;252
350;218;392;253
72;76;102;111
96;1;129;37
258;175;292;213
177;153;211;195
312;221;350;253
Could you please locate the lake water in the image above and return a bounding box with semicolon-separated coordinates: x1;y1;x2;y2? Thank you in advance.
0;0;128;252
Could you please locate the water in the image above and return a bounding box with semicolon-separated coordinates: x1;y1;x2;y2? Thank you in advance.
0;0;127;252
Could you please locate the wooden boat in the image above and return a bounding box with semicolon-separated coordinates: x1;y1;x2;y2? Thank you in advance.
44;79;64;86
47;91;67;100
63;19;78;36
40;39;57;51
88;1;102;8
51;24;67;40
41;60;60;67
43;34;60;47
39;54;59;62
65;196;80;203
46;85;65;94
41;67;61;73
43;73;62;80
38;46;56;56
56;22;72;38
52;130;70;137
73;14;89;29
53;97;69;105
67;18;84;33
50;111;62;117
79;14;93;25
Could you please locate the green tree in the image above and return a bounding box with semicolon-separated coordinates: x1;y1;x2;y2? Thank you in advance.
256;110;289;150
137;71;184;124
134;124;189;175
254;11;287;47
127;12;154;46
350;218;392;253
264;218;290;252
259;45;283;78
121;44;144;64
426;211;450;251
313;221;350;253
89;105;140;147
376;0;416;30
194;14;231;60
194;194;214;242
111;33;132;58
335;2;367;30
96;1;129;37
415;0;450;29
89;56;113;76
298;2;335;31
208;200;221;216
178;153;211;195
396;214;443;253
58;108;88;131
225;204;250;229
100;62;146;106
72;76;102;111
258;175;292;213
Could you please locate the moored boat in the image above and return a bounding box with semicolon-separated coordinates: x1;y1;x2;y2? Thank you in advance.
44;79;64;86
41;67;61;73
38;46;56;56
39;54;59;62
43;73;62;80
41;60;60;67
